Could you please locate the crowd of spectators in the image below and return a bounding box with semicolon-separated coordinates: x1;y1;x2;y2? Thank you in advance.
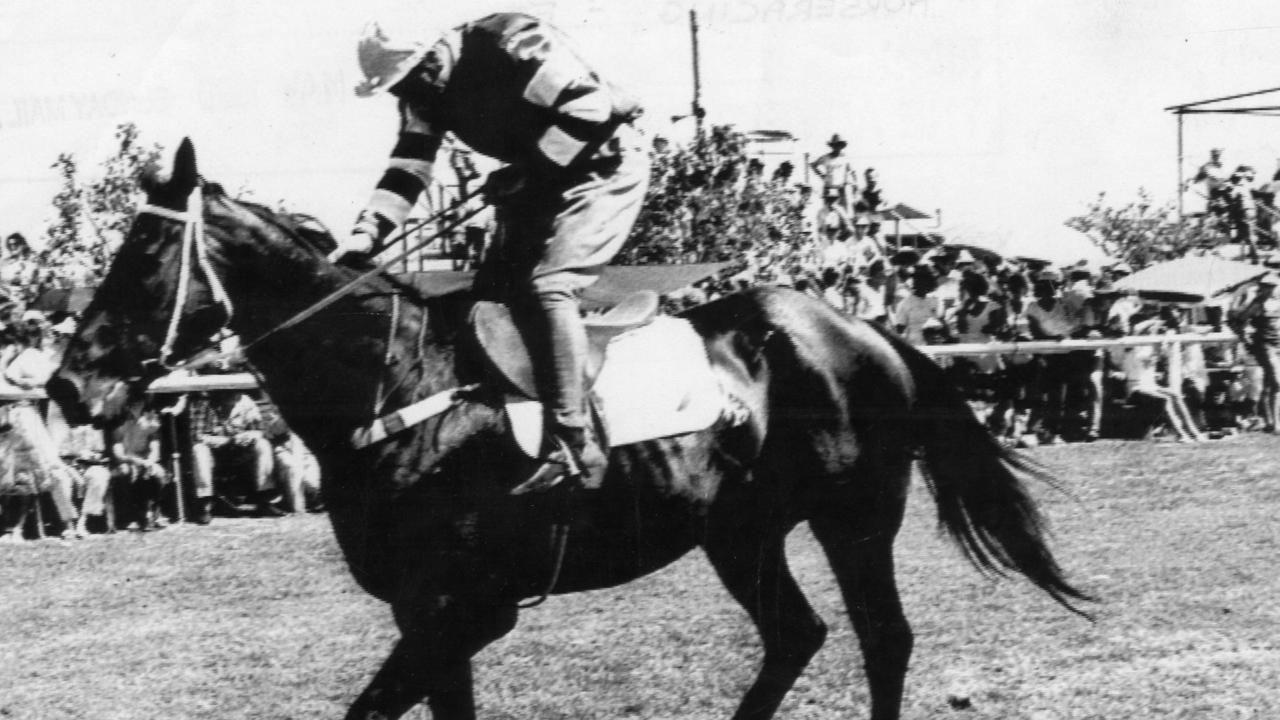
659;132;1280;448
1189;147;1280;264
0;306;321;544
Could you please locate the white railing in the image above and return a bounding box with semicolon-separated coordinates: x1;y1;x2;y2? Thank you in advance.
1;332;1239;403
918;331;1238;392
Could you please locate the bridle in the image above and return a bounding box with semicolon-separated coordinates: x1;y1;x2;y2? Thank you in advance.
135;185;235;371
127;182;486;374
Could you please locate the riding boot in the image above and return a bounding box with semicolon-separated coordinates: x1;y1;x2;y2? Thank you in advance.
530;287;609;488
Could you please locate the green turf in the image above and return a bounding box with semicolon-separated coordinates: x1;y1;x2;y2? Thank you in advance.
2;436;1277;719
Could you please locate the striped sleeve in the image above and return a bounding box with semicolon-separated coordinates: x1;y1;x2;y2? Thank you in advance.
506;21;614;167
362;101;443;237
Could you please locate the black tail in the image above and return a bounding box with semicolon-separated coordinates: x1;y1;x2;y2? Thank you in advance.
880;329;1096;618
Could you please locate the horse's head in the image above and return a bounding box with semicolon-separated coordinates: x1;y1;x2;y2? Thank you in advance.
48;138;233;425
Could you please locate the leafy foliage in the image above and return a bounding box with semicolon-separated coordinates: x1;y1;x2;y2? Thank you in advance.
617;125;810;274
1066;189;1218;269
40;123;163;288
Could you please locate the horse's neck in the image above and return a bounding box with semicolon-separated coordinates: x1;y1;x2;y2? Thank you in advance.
222;261;445;446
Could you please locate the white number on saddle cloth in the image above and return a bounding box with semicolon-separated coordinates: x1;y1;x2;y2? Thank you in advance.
505;316;728;458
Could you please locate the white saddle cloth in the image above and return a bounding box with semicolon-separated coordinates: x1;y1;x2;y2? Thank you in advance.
506;316;726;457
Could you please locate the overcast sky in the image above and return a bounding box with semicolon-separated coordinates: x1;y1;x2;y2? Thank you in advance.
4;0;1280;245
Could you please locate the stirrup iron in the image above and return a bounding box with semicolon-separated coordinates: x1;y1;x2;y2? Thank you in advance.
510;436;583;495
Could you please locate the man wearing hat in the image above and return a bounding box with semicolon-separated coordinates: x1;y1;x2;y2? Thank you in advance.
810;133;857;214
338;13;649;486
1191;148;1228;221
1230;272;1280;431
1227;165;1260;263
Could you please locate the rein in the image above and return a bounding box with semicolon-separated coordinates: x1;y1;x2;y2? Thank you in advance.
133;187;486;371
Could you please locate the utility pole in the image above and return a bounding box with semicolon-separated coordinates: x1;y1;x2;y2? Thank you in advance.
690;9;705;143
1176;110;1184;224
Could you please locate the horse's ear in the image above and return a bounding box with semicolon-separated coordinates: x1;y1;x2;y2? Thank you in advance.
171;138;199;196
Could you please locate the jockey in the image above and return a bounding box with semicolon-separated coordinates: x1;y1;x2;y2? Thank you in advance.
336;13;650;486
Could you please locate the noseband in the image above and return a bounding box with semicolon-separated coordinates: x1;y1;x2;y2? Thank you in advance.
135;186;235;370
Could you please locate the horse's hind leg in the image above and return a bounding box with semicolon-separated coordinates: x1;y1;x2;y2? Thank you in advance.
809;458;914;720
704;520;828;720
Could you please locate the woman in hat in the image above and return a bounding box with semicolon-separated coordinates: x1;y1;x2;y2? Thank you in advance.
891;264;947;346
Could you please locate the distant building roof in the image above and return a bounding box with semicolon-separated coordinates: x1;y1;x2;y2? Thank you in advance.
743;130;798;143
882;203;932;221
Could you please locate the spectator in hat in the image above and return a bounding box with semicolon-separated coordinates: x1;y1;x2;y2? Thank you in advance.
1120;316;1207;442
1108;261;1133;283
1025;268;1080;443
1255;167;1280;248
771;161;794;185
892;265;946;346
1226;165;1260;263
815;187;854;250
1;233;38;298
810;134;857;214
1191;148;1229;223
929;250;962;312
1229;272;1280;431
854;167;885;238
953;273;1007;389
854;261;889;324
2;320;82;539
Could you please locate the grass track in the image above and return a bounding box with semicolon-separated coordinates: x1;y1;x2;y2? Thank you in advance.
2;436;1278;719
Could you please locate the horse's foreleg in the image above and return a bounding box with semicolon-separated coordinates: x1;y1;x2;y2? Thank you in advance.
809;462;913;720
345;599;517;720
704;520;827;720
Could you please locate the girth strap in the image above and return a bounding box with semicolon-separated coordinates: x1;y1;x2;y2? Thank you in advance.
350;384;479;449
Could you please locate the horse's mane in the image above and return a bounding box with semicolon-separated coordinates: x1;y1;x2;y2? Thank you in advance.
202;182;473;334
204;182;337;255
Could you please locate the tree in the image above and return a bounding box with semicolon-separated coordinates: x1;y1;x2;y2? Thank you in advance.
617;125;810;274
44;153;84;262
1066;189;1217;269
40;123;162;291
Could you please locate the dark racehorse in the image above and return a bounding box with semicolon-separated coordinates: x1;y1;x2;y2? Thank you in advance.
48;139;1090;720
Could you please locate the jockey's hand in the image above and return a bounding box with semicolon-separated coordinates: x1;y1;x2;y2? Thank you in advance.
481;166;526;205
328;230;376;265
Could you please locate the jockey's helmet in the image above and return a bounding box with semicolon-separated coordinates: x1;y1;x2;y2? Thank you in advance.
354;22;431;98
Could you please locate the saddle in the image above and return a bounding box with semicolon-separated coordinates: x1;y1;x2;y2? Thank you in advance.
471;290;660;401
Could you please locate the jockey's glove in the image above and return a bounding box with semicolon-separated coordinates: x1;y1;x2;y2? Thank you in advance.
328;211;382;264
328;231;376;264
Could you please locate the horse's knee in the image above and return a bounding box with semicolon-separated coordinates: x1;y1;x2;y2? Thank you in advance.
790;614;828;664
764;607;827;667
